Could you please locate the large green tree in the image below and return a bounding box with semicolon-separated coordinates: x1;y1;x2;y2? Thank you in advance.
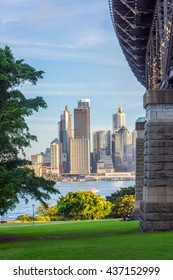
106;186;135;203
106;186;135;217
0;46;58;215
57;190;113;220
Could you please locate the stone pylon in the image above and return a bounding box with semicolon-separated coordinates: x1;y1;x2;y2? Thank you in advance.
133;118;145;219
139;89;173;231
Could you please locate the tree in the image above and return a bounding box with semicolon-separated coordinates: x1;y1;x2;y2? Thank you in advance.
57;190;113;220
106;186;135;218
111;194;135;217
106;186;135;203
37;203;58;220
0;46;58;215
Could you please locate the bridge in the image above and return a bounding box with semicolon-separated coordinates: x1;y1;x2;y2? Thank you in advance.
109;0;173;231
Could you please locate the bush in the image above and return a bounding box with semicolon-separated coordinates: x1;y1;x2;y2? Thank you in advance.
35;216;51;222
57;190;113;220
106;186;135;218
16;214;33;222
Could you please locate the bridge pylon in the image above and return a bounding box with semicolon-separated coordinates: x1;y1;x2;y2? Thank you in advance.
139;89;173;231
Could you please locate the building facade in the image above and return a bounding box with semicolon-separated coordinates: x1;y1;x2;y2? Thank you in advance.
69;99;91;174
93;130;112;172
74;99;90;139
70;138;90;174
30;153;43;177
112;126;133;171
50;138;62;176
58;105;73;172
112;107;126;132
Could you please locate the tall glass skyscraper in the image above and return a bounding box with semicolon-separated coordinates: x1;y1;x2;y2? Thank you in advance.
70;99;91;174
74;99;90;139
58;105;73;172
112;107;126;132
93;130;113;172
50;138;62;175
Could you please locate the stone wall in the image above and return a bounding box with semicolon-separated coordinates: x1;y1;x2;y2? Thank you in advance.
134;120;145;219
139;89;173;231
141;120;173;229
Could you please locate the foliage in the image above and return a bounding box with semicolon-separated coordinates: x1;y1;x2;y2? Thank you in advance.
16;214;33;222
0;46;46;160
35;216;51;222
112;194;135;217
0;166;58;215
106;186;135;203
0;46;58;214
106;186;135;217
16;214;51;222
57;190;113;220
37;203;58;221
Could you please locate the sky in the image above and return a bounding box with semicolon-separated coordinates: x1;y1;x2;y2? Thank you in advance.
0;0;145;158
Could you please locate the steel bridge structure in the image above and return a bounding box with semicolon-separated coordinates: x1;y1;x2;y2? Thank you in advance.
108;0;173;89
109;0;173;232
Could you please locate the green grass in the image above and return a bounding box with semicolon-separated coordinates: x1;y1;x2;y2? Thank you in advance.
0;220;173;260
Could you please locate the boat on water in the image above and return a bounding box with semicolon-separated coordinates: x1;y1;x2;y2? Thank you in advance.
88;188;99;193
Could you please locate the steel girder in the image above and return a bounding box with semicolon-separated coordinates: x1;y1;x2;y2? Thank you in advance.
146;0;173;89
109;0;156;87
109;0;173;89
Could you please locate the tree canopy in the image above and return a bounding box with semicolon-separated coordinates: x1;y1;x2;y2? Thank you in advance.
106;186;135;203
57;190;113;220
106;186;135;217
0;46;58;215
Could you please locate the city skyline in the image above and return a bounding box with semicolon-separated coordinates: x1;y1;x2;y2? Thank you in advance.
30;102;135;176
31;101;136;156
0;0;145;158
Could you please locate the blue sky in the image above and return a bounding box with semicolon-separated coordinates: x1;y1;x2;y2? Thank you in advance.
0;0;145;158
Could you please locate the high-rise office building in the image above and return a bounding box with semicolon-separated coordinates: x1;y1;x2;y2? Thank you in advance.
93;130;112;172
74;99;90;139
42;147;50;166
70;99;90;174
112;107;126;132
30;153;43;177
50;138;62;175
112;126;132;171
58;105;73;172
70;138;90;174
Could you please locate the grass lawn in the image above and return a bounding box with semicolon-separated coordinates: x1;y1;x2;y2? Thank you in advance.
0;219;173;260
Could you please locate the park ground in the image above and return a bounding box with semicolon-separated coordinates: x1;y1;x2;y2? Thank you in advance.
0;219;173;260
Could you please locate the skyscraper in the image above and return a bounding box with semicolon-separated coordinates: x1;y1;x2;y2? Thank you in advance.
70;99;90;174
70;138;90;174
74;99;90;139
58;105;73;172
50;138;62;175
93;130;112;172
112;107;126;132
112;126;132;171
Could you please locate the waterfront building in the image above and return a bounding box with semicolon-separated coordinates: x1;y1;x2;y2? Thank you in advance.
58;105;73;172
74;98;90;139
93;130;112;172
30;153;43;177
112;126;133;172
42;147;50;166
50;138;62;176
97;156;114;174
112;107;126;132
70;99;91;174
69;138;90;174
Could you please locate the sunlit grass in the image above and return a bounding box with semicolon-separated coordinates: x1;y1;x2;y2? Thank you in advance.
0;220;173;260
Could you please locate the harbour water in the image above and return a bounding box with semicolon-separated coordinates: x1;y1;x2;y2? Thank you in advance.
4;180;135;220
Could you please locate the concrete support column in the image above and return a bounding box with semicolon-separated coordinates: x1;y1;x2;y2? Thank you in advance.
139;89;173;231
133;118;145;219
